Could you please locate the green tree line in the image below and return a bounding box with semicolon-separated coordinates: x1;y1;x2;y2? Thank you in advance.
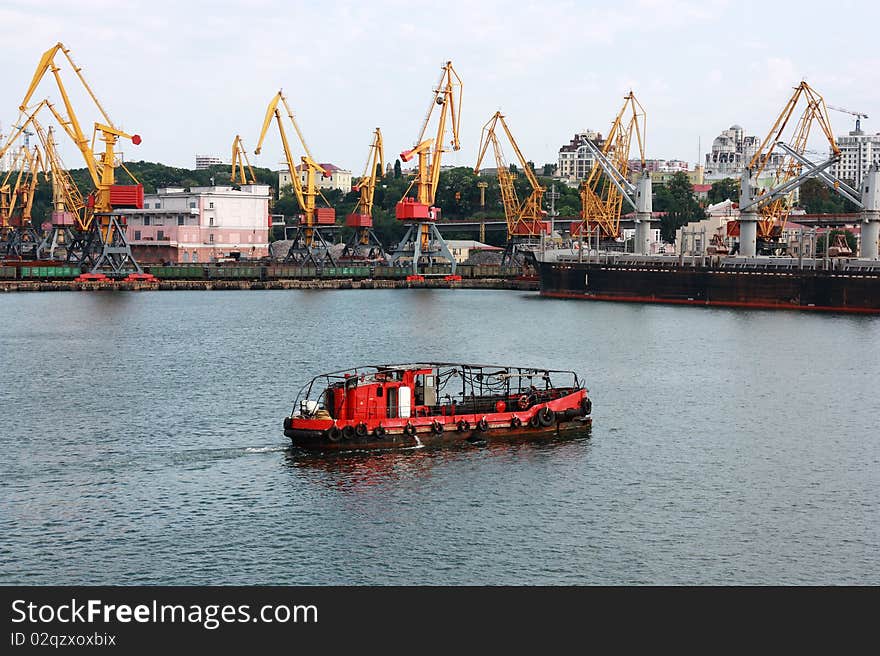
16;161;859;248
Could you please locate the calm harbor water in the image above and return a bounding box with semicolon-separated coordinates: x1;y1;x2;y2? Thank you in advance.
1;289;878;585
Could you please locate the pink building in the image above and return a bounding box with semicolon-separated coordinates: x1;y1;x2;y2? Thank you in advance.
121;185;271;263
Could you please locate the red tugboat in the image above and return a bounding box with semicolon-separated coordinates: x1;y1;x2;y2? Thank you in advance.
283;363;592;450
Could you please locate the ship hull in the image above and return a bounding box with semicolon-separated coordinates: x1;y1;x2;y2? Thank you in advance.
537;259;880;314
285;416;591;451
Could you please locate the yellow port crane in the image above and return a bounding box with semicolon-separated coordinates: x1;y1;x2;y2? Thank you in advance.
474;111;546;263
254;91;336;265
7;42;143;273
32;117;86;258
745;81;839;245
0;144;45;257
342;128;386;261
578;92;646;240
230;134;256;185
389;60;462;274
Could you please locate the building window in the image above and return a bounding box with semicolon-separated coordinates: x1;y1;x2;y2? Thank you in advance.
134;230;141;240
192;251;198;263
157;230;165;241
189;202;196;209
209;218;214;227
143;216;150;226
209;202;214;209
209;234;214;242
178;216;184;226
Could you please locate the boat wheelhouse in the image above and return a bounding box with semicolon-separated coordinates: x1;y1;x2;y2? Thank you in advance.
283;362;591;450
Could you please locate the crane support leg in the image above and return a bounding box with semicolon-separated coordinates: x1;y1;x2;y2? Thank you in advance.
283;226;337;267
387;222;456;275
83;215;141;275
861;165;880;259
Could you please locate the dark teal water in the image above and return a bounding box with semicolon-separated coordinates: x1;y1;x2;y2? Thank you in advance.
2;289;878;584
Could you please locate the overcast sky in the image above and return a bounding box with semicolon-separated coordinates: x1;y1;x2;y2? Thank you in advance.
2;0;878;174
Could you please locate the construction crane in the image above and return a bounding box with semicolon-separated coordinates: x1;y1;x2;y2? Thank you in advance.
577;92;646;242
0;144;44;258
33;119;85;258
736;81;840;255
1;147;30;234
10;42;143;273
388;61;462;274
254;90;336;265
342;128;385;262
474;111;546;264
827;105;868;132
230;134;256;185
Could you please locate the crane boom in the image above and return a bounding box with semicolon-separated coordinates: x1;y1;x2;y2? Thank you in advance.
230;134;256;185
351;128;384;217
398;61;462;212
578;91;646;239
16;42;141;215
474;111;545;238
746;81;839;239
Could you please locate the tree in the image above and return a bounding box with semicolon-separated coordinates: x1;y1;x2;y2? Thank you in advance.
542;163;556;177
393;159;402;179
799;177;859;214
708;178;738;204
654;172;706;243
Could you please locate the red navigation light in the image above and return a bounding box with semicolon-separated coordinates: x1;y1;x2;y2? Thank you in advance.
131;134;142;145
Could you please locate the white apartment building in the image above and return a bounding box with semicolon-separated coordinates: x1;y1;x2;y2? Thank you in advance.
195;155;224;170
704;124;783;181
278;163;352;192
828;127;880;187
557;130;604;186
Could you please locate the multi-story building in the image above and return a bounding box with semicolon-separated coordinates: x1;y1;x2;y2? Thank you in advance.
557;130;605;186
704;124;783;181
195;155;224;170
121;184;271;263
278;163;352;192
828;126;880;187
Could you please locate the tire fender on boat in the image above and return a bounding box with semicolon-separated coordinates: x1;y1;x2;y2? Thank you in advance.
403;422;416;436
456;419;470;432
510;416;522;429
374;425;386;437
342;425;356;440
476;418;489;432
431;421;444;434
582;397;592;416
355;422;369;438
327;426;342;442
537;406;554;427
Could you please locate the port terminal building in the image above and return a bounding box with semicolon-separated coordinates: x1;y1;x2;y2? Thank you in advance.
121;184;271;263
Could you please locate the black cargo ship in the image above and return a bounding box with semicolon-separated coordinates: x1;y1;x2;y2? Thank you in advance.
535;253;880;314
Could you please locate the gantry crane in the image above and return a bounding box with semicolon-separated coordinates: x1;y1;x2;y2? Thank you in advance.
5;42;144;273
254;91;337;265
736;81;841;256
342;128;386;262
576;92;647;243
34;119;85;258
474;111;546;264
230;134;256;185
0;144;44;258
388;61;462;274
